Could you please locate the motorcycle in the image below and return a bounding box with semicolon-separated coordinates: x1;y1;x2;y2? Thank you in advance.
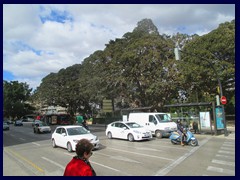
169;128;198;146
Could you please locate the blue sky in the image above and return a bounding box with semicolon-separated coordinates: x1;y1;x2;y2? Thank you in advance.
3;4;235;90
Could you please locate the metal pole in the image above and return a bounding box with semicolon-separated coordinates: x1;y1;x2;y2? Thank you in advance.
175;48;227;136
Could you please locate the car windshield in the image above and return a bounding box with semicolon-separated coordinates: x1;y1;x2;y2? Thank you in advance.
125;122;142;128
155;114;171;122
3;122;8;125
67;127;89;136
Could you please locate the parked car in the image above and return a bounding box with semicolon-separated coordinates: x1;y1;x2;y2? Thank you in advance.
3;122;10;130
33;122;51;134
105;121;152;142
14;120;23;126
51;125;99;152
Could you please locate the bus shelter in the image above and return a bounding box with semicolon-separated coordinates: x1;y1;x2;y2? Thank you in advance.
164;102;220;135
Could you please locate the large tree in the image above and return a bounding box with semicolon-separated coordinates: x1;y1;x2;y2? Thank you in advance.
176;20;235;108
3;80;34;119
33;19;235;115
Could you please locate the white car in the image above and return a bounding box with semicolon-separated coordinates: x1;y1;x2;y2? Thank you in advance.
51;125;100;152
106;121;152;142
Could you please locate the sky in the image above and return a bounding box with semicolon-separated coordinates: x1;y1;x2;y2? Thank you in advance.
3;4;235;90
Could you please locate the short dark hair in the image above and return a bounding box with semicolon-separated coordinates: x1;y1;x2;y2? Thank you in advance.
76;139;93;157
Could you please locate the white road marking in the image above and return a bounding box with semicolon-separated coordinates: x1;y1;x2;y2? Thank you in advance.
103;139;188;151
32;142;41;146
218;150;233;155
216;154;234;159
207;166;235;175
134;147;163;152
94;152;141;163
111;155;141;163
91;161;121;172
220;147;235;151
41;157;65;169
107;147;174;161
154;136;211;176
212;159;235;166
64;152;74;157
223;142;235;146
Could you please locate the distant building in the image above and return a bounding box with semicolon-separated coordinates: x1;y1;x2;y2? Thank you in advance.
40;106;68;115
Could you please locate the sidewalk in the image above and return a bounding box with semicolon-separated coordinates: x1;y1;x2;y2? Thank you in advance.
195;125;235;139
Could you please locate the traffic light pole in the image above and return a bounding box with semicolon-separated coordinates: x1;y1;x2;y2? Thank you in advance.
174;45;228;136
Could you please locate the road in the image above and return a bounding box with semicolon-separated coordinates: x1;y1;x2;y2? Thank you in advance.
3;123;235;176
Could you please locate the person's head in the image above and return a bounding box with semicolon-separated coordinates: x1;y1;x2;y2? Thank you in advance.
177;119;181;124
76;139;94;160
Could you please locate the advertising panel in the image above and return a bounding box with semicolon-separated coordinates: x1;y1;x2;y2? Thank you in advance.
200;112;211;129
216;107;224;129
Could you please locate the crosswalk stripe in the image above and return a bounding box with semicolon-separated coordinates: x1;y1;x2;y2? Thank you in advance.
212;159;235;166
207;166;235;175
216;154;235;159
220;147;235;151
218;150;232;154
222;143;235;147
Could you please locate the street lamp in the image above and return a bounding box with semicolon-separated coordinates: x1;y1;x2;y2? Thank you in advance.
174;43;228;136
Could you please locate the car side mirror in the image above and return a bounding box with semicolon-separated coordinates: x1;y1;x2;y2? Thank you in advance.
123;127;127;130
62;133;66;136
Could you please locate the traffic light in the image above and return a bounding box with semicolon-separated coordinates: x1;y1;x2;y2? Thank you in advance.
217;86;220;94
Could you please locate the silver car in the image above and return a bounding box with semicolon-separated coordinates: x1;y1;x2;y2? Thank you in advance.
3;122;10;130
33;122;51;133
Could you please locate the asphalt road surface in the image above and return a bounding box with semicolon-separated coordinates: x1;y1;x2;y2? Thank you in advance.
3;123;235;176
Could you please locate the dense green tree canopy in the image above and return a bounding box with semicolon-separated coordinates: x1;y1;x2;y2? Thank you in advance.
177;20;235;105
3;80;34;119
32;18;235;115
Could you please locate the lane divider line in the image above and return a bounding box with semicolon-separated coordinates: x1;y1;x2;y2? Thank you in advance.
4;147;45;173
41;157;65;169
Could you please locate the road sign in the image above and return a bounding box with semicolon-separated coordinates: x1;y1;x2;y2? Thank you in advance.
103;99;113;112
220;96;227;105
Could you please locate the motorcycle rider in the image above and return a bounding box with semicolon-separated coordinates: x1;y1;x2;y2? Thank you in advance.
176;119;186;146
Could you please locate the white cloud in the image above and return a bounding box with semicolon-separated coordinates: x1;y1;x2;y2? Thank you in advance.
3;4;235;90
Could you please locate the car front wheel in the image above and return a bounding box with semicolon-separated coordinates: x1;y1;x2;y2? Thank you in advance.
52;139;57;148
107;132;112;139
128;133;134;142
155;130;163;138
67;142;73;152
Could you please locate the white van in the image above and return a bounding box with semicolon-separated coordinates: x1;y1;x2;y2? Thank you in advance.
128;112;177;138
